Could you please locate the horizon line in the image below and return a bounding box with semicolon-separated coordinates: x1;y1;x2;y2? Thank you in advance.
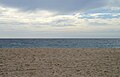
0;37;120;39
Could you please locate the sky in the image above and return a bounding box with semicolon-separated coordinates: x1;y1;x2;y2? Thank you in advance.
0;0;120;38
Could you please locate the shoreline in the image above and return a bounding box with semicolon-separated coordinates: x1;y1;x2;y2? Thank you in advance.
0;48;120;49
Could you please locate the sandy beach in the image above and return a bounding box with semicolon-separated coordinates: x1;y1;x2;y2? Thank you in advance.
0;48;120;77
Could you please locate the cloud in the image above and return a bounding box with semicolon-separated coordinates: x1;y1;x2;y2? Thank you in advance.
79;13;120;19
109;0;120;7
0;5;120;37
0;0;108;12
0;0;120;37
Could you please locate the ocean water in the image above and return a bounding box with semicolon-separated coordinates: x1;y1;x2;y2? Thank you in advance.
0;39;120;48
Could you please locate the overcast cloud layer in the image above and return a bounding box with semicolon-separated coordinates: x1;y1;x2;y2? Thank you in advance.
0;0;120;38
0;0;109;12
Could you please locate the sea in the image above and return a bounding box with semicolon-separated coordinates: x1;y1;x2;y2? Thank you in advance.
0;38;120;48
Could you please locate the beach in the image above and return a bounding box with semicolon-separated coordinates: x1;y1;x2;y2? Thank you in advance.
0;48;120;77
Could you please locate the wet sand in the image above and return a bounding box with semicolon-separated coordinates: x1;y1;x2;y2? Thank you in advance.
0;48;120;77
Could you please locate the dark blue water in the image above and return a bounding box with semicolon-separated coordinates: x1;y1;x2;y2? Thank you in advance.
0;39;120;48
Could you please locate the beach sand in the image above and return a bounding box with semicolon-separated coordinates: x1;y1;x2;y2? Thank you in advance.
0;48;120;77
